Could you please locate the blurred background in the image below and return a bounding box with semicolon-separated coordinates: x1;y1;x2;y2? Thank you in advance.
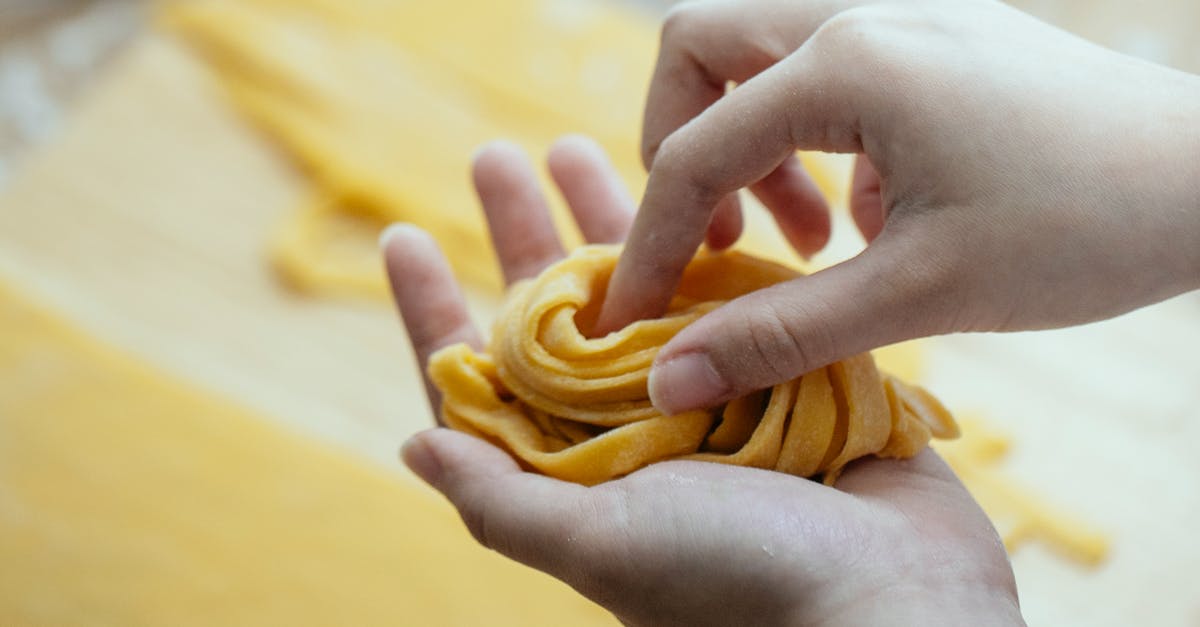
1;1;1198;625
3;0;1197;183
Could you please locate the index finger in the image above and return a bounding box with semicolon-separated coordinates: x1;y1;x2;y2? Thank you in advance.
596;45;861;333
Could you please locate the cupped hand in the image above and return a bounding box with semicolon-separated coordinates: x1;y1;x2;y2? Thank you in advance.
597;0;1200;415
381;136;1022;627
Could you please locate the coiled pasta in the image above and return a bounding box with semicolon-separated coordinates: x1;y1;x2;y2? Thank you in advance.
430;245;958;486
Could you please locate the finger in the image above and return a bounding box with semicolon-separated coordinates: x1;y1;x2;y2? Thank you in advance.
546;134;635;244
647;228;962;414
402;429;596;581
850;154;885;243
381;224;483;413
599;45;863;334
473;140;566;284
705;193;743;250
749;154;831;259
642;0;859;167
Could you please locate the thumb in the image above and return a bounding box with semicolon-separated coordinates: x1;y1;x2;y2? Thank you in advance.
401;429;594;575
648;232;965;414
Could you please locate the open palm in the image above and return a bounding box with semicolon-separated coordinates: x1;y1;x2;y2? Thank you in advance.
381;136;1022;627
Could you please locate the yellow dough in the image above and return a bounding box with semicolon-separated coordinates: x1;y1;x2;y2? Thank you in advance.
0;278;616;627
430;245;959;485
163;0;845;298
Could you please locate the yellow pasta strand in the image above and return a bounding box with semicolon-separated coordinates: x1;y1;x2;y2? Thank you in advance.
430;245;957;485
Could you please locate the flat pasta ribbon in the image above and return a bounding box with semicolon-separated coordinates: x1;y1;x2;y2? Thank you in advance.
430;245;958;486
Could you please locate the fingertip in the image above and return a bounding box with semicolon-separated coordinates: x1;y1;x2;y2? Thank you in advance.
380;223;445;284
548;134;636;246
851;202;884;244
379;222;431;253
546;133;604;187
849;154;885;243
705;193;743;251
472;138;525;165
795;220;831;260
750;157;832;259
471;139;530;187
548;133;604;164
471;139;564;283
705;228;740;251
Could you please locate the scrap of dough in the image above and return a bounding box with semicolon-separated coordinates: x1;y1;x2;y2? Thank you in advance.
0;278;616;626
430;245;959;486
163;0;845;298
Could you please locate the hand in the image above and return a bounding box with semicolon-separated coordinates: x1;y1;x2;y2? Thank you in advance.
597;0;1200;415
381;136;1023;627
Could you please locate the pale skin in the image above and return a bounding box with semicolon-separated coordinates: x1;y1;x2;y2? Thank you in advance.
381;137;1021;626
383;0;1200;622
596;0;1200;415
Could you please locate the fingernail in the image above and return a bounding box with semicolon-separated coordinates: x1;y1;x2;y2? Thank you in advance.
648;352;729;415
401;436;443;486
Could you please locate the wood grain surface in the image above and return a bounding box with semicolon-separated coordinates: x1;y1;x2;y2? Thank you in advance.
0;22;1198;627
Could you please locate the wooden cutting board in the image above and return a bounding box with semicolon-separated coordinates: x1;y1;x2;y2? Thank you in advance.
1;31;1199;626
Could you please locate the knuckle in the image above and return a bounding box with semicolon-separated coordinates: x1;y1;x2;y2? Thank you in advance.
456;497;494;550
651;133;724;206
650;131;686;171
811;4;924;49
452;480;515;555
808;6;880;52
660;1;717;44
736;297;824;383
638;133;667;168
809;5;939;88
